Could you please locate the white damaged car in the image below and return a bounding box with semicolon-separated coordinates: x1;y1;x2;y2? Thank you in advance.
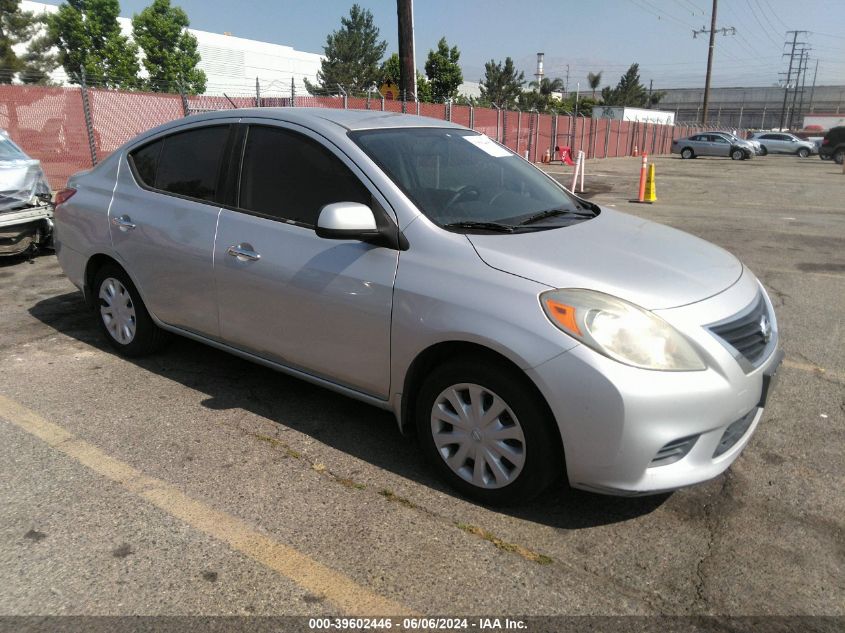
0;129;54;256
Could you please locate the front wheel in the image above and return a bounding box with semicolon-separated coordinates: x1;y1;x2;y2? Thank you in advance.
731;149;744;160
93;263;168;357
681;147;695;159
416;360;561;505
797;147;810;158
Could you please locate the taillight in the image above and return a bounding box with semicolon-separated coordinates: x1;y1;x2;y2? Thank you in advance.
821;138;830;145
54;188;76;208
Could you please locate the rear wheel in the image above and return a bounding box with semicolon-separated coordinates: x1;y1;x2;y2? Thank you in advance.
797;147;810;158
833;149;845;165
681;147;694;159
759;146;768;156
93;263;168;357
416;359;561;505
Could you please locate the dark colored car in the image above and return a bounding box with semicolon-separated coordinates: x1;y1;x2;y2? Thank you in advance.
819;126;845;164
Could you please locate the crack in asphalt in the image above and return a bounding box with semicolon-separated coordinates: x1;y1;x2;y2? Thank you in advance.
691;471;734;613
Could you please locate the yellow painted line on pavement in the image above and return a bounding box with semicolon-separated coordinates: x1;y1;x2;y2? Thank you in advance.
0;394;414;616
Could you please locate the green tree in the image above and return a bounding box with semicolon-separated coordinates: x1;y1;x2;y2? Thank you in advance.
48;0;141;89
131;0;205;94
478;57;524;108
0;0;57;84
378;52;431;101
424;36;462;102
529;76;564;96
587;71;602;98
305;4;386;94
378;52;400;85
600;63;649;107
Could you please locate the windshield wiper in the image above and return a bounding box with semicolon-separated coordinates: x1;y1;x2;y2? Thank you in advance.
443;221;515;233
517;207;595;226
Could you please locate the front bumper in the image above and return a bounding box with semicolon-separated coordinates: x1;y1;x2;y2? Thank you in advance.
527;268;782;495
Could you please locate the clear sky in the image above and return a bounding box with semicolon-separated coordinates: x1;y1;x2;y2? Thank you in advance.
114;0;845;89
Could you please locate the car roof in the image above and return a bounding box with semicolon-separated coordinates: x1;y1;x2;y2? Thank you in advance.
176;107;461;132
123;107;467;152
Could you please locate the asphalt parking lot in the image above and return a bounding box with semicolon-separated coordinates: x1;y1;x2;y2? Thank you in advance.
0;153;842;621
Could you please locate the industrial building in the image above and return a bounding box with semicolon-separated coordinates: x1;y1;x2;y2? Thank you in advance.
20;1;323;96
658;85;845;130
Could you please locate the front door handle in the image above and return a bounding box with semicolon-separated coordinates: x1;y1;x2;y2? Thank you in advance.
111;215;136;231
226;244;261;261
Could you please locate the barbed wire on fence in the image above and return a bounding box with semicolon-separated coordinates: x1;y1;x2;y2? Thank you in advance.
1;63;715;188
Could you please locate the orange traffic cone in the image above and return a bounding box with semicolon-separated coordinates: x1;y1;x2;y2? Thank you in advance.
632;144;639;157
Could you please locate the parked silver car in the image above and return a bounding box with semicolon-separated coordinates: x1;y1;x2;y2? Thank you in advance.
749;131;816;157
54;109;782;503
671;132;753;160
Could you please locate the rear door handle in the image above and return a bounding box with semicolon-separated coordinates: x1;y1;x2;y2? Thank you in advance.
226;244;261;261
111;215;136;231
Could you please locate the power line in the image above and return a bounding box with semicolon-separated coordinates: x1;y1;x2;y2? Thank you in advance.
744;0;781;47
760;0;789;31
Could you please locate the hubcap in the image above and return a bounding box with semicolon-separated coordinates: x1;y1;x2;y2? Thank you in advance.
99;277;137;345
430;383;526;489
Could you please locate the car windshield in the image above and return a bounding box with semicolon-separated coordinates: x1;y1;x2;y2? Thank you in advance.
350;128;595;231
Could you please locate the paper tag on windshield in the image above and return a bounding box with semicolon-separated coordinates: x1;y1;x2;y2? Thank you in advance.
463;134;511;157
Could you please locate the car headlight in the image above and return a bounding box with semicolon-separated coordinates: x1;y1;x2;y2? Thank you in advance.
540;289;706;371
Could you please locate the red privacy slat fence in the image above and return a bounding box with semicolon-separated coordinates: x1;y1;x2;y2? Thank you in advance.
0;83;713;188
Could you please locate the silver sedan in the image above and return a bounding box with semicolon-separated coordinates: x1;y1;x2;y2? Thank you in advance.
671;132;754;160
53;109;782;504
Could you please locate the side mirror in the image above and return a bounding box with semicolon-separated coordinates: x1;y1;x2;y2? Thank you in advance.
315;202;380;241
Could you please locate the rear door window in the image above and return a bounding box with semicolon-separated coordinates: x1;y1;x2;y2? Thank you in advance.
129;126;230;202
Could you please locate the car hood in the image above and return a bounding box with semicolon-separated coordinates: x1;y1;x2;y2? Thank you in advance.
466;208;743;310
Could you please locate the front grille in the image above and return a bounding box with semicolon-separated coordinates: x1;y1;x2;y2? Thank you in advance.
708;293;772;367
650;435;699;467
713;409;757;457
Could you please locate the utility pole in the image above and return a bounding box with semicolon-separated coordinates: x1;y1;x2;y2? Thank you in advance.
397;0;416;100
693;0;735;124
788;48;808;130
807;59;819;113
779;31;807;130
794;50;811;130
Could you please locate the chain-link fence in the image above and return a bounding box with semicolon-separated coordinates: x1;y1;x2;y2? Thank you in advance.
1;72;716;188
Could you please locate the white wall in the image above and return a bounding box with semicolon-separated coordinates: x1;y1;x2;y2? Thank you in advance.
19;1;322;96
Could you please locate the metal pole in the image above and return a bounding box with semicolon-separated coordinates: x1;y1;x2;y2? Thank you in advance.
761;106;766;129
527;109;535;160
701;0;718;123
788;49;806;130
469;105;474;129
79;66;98;166
807;59;819;113
290;77;296;106
381;96;385;111
603;119;610;158
796;51;809;128
780;31;800;130
402;89;406;114
502;107;508;146
255;77;260;107
366;89;371;110
516;109;521;154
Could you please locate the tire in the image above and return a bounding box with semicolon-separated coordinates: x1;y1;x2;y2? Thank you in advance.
731;149;744;160
797;147;810;158
834;149;845;165
415;359;561;505
759;146;768;156
92;263;168;357
681;147;694;159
